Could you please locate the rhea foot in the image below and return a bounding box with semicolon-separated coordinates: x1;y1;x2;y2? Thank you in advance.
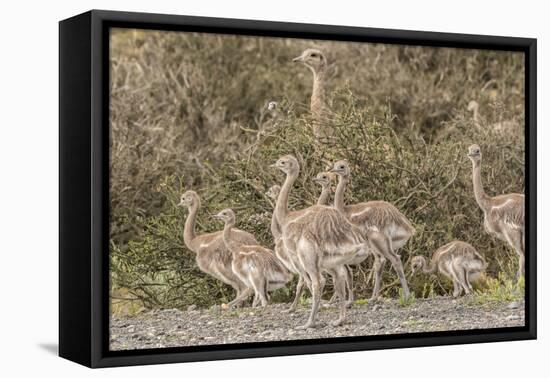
296;321;316;330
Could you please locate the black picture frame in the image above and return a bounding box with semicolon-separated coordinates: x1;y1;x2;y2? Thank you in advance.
59;9;537;368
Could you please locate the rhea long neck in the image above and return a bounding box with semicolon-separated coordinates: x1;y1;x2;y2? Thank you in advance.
274;169;299;227
222;220;240;255
421;257;438;274
311;67;327;112
270;208;282;240
317;186;330;206
183;202;199;251
473;106;479;124
471;159;490;210
334;174;349;213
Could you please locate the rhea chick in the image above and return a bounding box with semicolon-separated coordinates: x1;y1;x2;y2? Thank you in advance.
411;240;487;297
214;208;292;307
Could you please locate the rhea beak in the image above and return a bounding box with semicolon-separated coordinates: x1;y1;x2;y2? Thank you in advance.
292;55;303;63
328;167;336;173
269;163;278;168
177;200;185;207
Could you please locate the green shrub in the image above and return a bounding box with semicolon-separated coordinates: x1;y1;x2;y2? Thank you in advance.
472;273;525;304
398;289;416;307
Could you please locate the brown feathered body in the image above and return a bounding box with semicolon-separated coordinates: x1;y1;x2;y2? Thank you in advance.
180;191;257;302
480;194;525;242
281;205;370;271
330;160;413;299
186;230;258;288
267;182;343;312
344;201;415;251
468;144;525;277
412;241;487;297
218;209;292;307
272;155;371;328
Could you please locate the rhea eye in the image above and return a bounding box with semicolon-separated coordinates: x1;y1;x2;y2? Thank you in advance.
311;53;317;57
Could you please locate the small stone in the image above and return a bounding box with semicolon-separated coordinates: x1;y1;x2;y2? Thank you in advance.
187;304;197;312
372;305;381;311
507;301;521;310
506;315;521;321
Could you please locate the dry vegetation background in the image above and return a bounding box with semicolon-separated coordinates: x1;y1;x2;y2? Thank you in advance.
109;28;525;314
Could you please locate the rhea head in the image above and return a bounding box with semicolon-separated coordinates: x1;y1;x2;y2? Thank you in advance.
410;256;425;274
271;155;299;175
178;190;199;208
313;171;334;188
467;144;482;163
293;48;326;73
329;160;351;178
213;208;236;225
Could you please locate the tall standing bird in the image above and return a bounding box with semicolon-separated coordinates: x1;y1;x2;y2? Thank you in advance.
272;155;381;328
265;175;343;312
313;172;354;305
265;184;308;312
178;191;258;307
330;160;414;300
467;144;525;277
293;48;332;139
411;241;487;297
214;208;292;307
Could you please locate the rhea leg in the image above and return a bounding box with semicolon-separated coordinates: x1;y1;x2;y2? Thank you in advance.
228;287;253;308
328;265;354;308
452;280;461;297
252;293;259;307
230;284;248;308
465;270;474;291
370;231;410;299
449;262;470;297
371;255;387;300
295;245;322;329
285;276;305;313
345;265;354;306
327;270;340;304
296;270;322;330
454;264;471;295
504;230;525;278
250;276;268;307
331;265;349;326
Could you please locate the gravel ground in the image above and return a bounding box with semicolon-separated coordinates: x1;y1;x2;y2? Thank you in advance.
110;297;524;351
